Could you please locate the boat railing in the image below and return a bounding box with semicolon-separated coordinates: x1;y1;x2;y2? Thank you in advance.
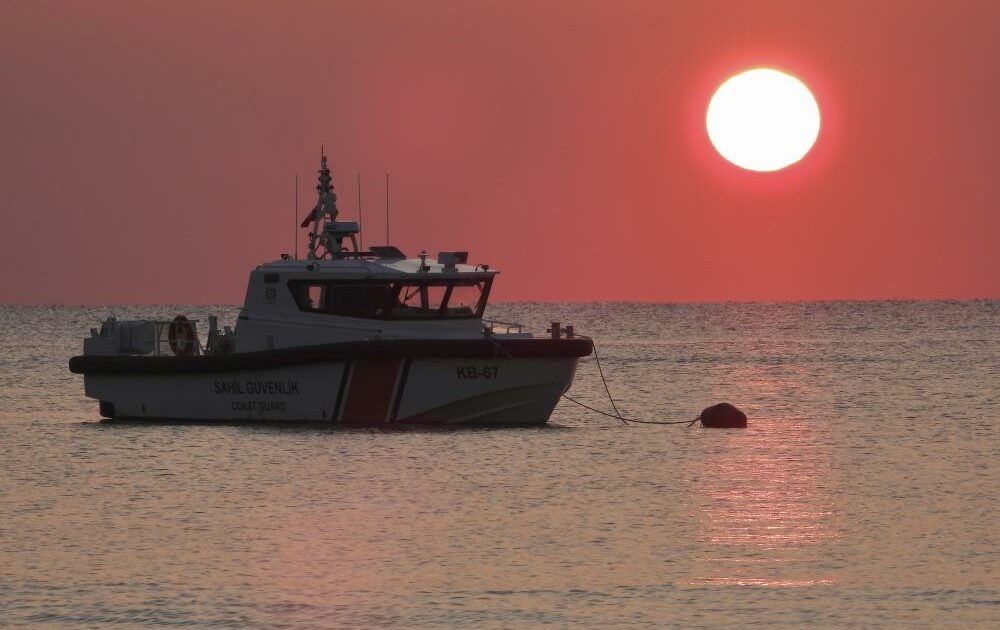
482;318;525;335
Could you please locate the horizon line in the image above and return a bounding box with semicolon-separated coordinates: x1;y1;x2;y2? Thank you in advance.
2;296;998;308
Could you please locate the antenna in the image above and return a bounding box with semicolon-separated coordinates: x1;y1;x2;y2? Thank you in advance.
294;174;299;260
385;172;390;245
357;173;364;252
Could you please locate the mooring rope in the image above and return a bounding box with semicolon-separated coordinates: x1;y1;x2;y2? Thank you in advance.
489;331;697;426
572;334;628;424
560;393;628;421
559;392;697;425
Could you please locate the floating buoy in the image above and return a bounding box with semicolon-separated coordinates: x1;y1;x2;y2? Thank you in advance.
697;402;747;428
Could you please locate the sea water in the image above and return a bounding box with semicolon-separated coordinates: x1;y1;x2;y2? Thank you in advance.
0;302;996;628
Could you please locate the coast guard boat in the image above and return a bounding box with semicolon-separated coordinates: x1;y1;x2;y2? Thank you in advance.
69;153;592;426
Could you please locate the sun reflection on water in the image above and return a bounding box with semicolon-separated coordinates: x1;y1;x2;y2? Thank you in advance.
691;373;840;587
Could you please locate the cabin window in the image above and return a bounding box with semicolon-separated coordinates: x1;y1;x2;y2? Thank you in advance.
396;283;449;318
327;284;394;318
307;284;325;310
387;278;492;320
289;280;393;318
288;277;491;320
447;282;487;317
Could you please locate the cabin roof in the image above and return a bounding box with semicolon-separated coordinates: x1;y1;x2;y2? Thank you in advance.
254;257;496;279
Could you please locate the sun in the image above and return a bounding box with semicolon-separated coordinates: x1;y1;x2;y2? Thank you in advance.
706;68;820;172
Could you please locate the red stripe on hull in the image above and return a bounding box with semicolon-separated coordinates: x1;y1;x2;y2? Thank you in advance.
339;359;402;426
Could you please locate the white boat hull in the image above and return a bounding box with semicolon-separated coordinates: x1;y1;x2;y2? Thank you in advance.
71;339;590;427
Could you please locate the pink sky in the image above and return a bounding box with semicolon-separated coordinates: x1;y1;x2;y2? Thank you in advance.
1;0;998;304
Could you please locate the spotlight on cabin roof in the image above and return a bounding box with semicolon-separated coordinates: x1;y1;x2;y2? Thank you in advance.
438;251;469;271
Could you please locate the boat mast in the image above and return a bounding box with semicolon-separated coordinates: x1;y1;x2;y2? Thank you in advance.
305;148;339;259
294;174;299;260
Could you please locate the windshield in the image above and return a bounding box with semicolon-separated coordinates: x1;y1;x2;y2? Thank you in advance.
389;278;491;319
289;277;492;320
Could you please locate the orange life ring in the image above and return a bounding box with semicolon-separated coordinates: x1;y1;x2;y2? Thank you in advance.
168;315;197;356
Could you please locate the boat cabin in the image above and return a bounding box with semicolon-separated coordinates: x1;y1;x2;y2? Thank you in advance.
234;254;497;351
232;152;500;351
